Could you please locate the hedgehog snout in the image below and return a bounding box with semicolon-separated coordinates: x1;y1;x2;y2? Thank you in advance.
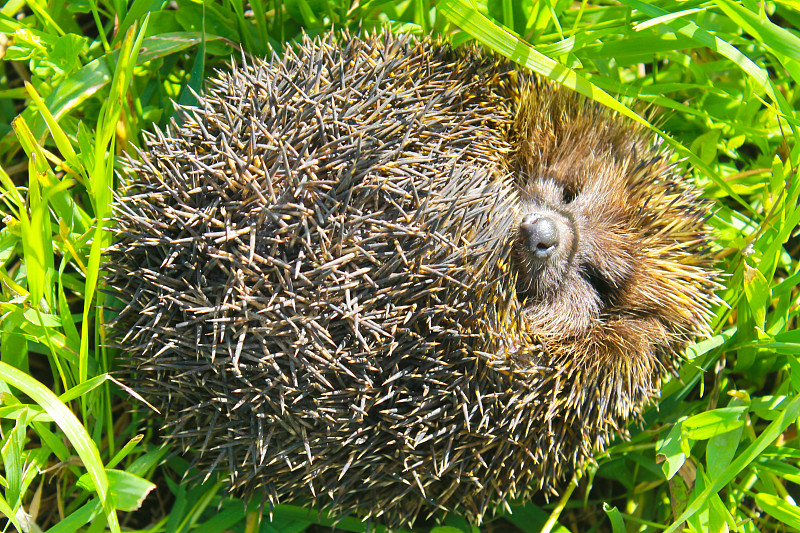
519;214;559;258
513;207;579;305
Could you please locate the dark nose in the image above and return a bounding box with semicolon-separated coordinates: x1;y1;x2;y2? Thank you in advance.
519;214;559;258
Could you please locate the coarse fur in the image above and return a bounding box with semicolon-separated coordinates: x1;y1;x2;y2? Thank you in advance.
507;86;719;487
108;31;719;529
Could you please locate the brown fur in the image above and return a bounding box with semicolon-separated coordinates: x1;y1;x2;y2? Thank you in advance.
510;86;715;348
502;84;719;490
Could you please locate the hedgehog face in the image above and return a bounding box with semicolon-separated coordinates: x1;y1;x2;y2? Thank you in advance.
512;176;640;336
514;179;597;334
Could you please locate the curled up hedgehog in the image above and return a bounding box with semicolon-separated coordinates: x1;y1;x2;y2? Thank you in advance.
107;31;719;528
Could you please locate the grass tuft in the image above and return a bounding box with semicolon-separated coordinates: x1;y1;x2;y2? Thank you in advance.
0;1;798;532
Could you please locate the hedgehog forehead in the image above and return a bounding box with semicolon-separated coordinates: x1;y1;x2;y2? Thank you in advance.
518;178;564;208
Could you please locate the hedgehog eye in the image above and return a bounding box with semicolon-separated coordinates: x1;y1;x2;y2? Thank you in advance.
581;263;617;308
562;187;579;204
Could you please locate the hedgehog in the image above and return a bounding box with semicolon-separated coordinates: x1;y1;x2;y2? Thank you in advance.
107;31;719;528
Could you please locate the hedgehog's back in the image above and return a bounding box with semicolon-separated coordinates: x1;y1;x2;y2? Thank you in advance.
108;32;557;526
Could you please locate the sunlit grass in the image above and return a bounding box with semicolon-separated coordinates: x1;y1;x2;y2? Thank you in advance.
0;1;798;531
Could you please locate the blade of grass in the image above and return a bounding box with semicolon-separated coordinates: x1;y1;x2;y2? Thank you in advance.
621;0;797;134
24;81;85;183
0;361;119;532
438;0;753;216
0;494;24;532
439;0;650;126
664;392;800;533
79;16;148;385
22;32;219;140
714;0;800;85
0;163;24;213
12;115;90;236
106;434;143;469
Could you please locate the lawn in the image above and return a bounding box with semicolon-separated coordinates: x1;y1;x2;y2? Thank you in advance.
0;1;799;532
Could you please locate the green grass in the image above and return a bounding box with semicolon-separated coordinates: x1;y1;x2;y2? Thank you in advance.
0;0;799;532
